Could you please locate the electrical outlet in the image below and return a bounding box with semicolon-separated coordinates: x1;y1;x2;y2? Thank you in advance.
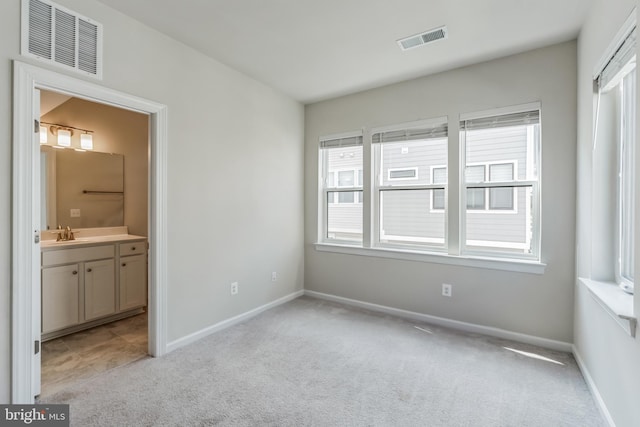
271;271;277;282
70;208;81;218
230;282;238;295
442;283;452;297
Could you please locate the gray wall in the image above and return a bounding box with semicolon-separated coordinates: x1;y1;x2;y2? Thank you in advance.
0;0;304;402
305;41;577;342
575;0;640;425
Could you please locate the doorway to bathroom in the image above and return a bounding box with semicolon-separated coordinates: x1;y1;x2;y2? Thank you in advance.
38;90;150;397
12;61;168;403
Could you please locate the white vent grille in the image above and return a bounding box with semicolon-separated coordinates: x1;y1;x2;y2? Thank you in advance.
22;0;103;78
398;26;448;51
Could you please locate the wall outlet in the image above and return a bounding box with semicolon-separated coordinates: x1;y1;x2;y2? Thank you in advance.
442;283;452;297
230;282;238;295
70;208;81;218
271;271;277;282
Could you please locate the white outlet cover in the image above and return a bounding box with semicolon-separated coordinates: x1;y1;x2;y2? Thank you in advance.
70;208;81;217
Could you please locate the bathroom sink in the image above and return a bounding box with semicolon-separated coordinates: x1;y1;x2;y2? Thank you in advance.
42;238;93;246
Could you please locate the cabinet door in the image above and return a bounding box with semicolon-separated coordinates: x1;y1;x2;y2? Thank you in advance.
120;254;147;311
42;264;80;333
84;259;116;321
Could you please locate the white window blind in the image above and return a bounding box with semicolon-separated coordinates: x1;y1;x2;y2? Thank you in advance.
598;28;636;92
320;135;363;148
372;123;448;144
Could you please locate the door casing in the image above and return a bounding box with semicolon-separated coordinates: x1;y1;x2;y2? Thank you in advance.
12;60;169;403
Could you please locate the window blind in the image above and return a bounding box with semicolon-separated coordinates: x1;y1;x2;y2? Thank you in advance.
460;110;539;131
598;27;636;92
372;122;448;144
320;135;363;148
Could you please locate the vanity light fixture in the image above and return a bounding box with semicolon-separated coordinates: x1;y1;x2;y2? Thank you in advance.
41;121;94;150
80;133;93;150
56;128;72;147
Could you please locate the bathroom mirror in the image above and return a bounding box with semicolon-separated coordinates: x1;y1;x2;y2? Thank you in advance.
41;146;125;230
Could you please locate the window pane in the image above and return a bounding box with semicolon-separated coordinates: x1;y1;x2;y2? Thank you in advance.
432;190;445;210
463;113;539;257
466;186;533;254
327;191;362;242
380;189;444;246
621;70;635;283
322;144;363;243
467;188;485;209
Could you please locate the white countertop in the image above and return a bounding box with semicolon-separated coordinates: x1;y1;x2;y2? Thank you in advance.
41;233;146;251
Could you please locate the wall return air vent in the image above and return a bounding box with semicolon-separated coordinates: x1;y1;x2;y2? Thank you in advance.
397;26;448;51
21;0;103;78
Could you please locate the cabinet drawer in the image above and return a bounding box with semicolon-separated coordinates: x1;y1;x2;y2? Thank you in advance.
42;244;114;267
119;241;146;256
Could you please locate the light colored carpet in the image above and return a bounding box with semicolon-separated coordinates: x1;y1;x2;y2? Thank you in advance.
42;296;604;426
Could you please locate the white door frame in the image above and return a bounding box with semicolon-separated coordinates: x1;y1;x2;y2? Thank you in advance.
12;60;168;403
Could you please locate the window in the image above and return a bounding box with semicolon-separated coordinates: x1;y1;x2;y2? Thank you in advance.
594;26;635;293
372;119;448;248
317;105;542;266
320;133;363;243
460;108;540;257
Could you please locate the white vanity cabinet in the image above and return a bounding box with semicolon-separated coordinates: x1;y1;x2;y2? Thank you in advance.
119;242;147;311
84;258;116;321
42;263;80;333
41;235;147;339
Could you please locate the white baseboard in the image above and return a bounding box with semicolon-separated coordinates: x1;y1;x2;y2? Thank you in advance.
167;290;305;353
572;345;616;427
304;290;572;352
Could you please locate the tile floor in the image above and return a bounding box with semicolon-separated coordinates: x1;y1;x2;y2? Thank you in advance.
39;312;148;398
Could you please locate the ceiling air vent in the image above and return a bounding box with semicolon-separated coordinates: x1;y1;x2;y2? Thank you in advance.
397;26;448;51
21;0;103;78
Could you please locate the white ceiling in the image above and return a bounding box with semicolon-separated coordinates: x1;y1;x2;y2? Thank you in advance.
97;0;592;104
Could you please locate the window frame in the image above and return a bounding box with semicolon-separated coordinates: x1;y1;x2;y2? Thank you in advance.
463;160;519;214
319;131;364;245
316;103;542;266
460;103;541;260
616;66;635;290
372;117;448;251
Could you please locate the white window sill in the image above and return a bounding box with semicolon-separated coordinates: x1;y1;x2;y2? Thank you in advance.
314;243;546;274
579;278;636;337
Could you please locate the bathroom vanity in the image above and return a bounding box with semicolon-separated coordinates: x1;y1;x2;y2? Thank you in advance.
40;226;147;341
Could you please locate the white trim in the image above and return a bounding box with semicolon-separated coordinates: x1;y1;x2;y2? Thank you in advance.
167;290;304;353
460;101;541;122
579;278;636;337
304;290;569;351
11;61;168;403
371;116;448;135
572;346;616;427
314;243;546;274
593;7;637;80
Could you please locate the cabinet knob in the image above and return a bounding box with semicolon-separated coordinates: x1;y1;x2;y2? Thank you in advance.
131;247;136;251
72;271;78;275
122;263;126;267
87;268;92;273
